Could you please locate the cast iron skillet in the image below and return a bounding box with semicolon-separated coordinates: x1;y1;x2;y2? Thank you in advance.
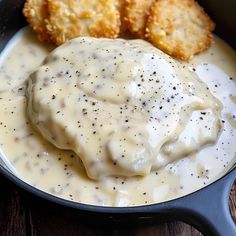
0;0;235;235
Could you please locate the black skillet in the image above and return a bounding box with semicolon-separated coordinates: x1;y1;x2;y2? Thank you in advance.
0;0;235;235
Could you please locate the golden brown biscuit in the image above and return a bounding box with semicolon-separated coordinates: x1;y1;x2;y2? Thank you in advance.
118;0;128;34
146;0;215;60
46;0;121;45
23;0;51;41
125;0;154;38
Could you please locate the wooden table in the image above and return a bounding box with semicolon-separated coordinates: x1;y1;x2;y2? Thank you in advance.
0;173;235;236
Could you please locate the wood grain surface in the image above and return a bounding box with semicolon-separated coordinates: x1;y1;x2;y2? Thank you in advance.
0;173;235;236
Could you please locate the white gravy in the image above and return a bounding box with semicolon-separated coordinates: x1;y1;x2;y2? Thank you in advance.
0;27;235;206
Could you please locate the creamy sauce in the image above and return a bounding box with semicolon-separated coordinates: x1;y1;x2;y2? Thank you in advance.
0;27;235;206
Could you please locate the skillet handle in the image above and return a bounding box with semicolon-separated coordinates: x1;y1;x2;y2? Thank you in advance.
170;169;236;236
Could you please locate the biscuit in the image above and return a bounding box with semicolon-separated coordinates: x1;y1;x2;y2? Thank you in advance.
125;0;154;38
23;0;51;41
146;0;215;60
46;0;121;45
118;0;128;34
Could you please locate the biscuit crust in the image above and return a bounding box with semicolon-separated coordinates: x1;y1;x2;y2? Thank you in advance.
46;0;121;45
146;0;215;60
125;0;154;38
23;0;51;41
118;0;128;34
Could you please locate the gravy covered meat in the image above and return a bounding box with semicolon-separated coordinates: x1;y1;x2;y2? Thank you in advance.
27;37;221;180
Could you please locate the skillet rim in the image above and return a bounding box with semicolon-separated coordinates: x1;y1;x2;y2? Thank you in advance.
0;161;235;213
